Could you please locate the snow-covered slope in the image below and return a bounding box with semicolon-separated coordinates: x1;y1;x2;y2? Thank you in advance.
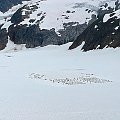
17;0;97;31
0;0;117;31
0;43;120;120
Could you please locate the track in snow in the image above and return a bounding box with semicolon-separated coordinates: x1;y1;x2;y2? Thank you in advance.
29;72;112;85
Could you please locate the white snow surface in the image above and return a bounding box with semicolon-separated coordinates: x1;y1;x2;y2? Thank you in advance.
19;0;117;31
0;43;120;120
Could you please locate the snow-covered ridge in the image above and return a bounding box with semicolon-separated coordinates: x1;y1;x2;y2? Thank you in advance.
15;0;118;31
0;0;117;31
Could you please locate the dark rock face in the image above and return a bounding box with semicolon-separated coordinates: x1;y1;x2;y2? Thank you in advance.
69;1;120;51
0;0;30;12
8;24;61;48
8;22;87;48
40;29;61;46
11;7;24;24
59;22;87;44
8;24;43;48
69;11;120;51
0;26;8;50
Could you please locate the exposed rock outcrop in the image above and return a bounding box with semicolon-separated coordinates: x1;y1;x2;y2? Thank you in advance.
59;22;87;44
0;0;30;13
8;24;61;48
8;23;87;48
69;9;120;51
0;25;8;50
8;24;43;48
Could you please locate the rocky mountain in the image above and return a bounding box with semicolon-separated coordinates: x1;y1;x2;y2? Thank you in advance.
0;0;30;13
0;0;119;51
69;0;120;51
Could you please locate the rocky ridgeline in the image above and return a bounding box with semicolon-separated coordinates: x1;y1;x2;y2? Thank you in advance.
0;0;30;13
69;0;120;51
